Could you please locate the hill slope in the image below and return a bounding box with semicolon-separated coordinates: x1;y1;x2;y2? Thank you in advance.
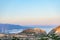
48;26;60;36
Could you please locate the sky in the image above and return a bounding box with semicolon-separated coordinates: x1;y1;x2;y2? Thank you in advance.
0;0;60;25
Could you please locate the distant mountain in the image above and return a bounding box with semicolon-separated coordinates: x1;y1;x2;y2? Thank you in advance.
0;24;57;34
48;26;60;36
0;24;31;33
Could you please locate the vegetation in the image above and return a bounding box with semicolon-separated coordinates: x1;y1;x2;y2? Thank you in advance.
0;33;60;40
25;38;29;40
12;36;19;40
48;33;60;40
10;34;60;40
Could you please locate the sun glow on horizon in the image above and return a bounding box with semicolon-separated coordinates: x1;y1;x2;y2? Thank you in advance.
0;0;60;25
0;16;60;25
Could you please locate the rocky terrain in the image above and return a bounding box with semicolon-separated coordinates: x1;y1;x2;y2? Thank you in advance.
48;26;60;36
20;28;47;37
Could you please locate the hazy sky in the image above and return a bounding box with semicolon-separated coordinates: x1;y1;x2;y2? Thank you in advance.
0;0;60;25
